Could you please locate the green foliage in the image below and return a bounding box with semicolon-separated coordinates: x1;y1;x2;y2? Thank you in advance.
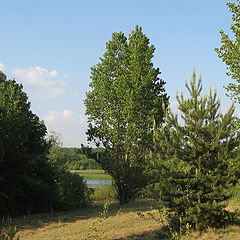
152;70;240;233
216;0;240;102
91;184;117;202
0;72;59;216
84;26;169;204
50;147;100;170
83;201;110;240
47;132;100;170
0;72;91;216
137;206;187;240
232;177;240;201
56;170;91;209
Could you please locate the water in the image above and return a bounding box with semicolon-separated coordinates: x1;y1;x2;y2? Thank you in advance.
85;179;112;188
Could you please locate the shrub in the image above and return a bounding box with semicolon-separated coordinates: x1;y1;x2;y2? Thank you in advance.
0;72;60;216
91;184;117;202
56;170;91;209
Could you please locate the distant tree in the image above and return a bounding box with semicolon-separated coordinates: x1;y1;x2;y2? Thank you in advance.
46;131;66;168
84;26;169;204
47;130;63;148
46;133;100;170
152;71;240;233
216;0;240;103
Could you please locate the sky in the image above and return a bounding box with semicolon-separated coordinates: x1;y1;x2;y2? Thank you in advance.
0;0;239;147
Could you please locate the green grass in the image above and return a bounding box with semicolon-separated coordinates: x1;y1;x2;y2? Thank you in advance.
71;169;112;180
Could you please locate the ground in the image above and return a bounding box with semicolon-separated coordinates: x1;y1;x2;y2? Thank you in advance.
3;198;240;240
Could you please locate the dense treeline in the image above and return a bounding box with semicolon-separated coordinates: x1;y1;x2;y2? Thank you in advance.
48;145;101;170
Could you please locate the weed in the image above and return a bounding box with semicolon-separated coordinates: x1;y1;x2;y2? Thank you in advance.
98;201;110;221
83;201;110;240
0;225;20;240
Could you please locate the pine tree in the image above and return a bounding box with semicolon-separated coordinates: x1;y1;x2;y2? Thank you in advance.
152;70;240;232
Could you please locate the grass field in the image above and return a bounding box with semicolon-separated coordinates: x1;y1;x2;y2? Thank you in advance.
10;200;162;240
4;198;240;240
71;169;112;180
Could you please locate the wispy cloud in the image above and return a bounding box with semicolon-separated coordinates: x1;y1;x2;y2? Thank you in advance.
13;66;67;98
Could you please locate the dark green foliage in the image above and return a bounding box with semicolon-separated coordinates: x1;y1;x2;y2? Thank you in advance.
0;72;58;216
216;0;240;103
0;72;90;216
152;70;240;232
84;26;169;204
56;170;91;209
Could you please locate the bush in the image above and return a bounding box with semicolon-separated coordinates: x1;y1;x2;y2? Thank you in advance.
56;170;91;209
91;184;117;202
0;72;60;216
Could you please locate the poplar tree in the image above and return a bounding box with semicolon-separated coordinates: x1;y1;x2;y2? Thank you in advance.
153;71;240;232
216;0;240;103
84;26;169;204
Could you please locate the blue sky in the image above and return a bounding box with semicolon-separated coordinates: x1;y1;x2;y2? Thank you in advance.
0;0;238;146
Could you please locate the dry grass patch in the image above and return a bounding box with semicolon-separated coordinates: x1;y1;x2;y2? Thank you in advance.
180;225;240;240
4;199;240;240
12;200;162;240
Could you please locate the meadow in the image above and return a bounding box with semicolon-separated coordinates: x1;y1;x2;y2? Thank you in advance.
71;169;112;180
2;186;240;240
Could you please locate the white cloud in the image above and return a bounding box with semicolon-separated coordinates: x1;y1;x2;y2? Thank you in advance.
44;110;87;147
63;110;73;117
45;110;75;122
13;66;67;98
0;63;5;71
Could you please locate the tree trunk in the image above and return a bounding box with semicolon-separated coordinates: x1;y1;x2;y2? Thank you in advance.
119;187;129;205
119;190;125;205
196;167;201;204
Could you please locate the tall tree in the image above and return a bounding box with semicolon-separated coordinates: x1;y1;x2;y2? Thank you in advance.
216;0;240;103
152;70;240;233
84;26;169;204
